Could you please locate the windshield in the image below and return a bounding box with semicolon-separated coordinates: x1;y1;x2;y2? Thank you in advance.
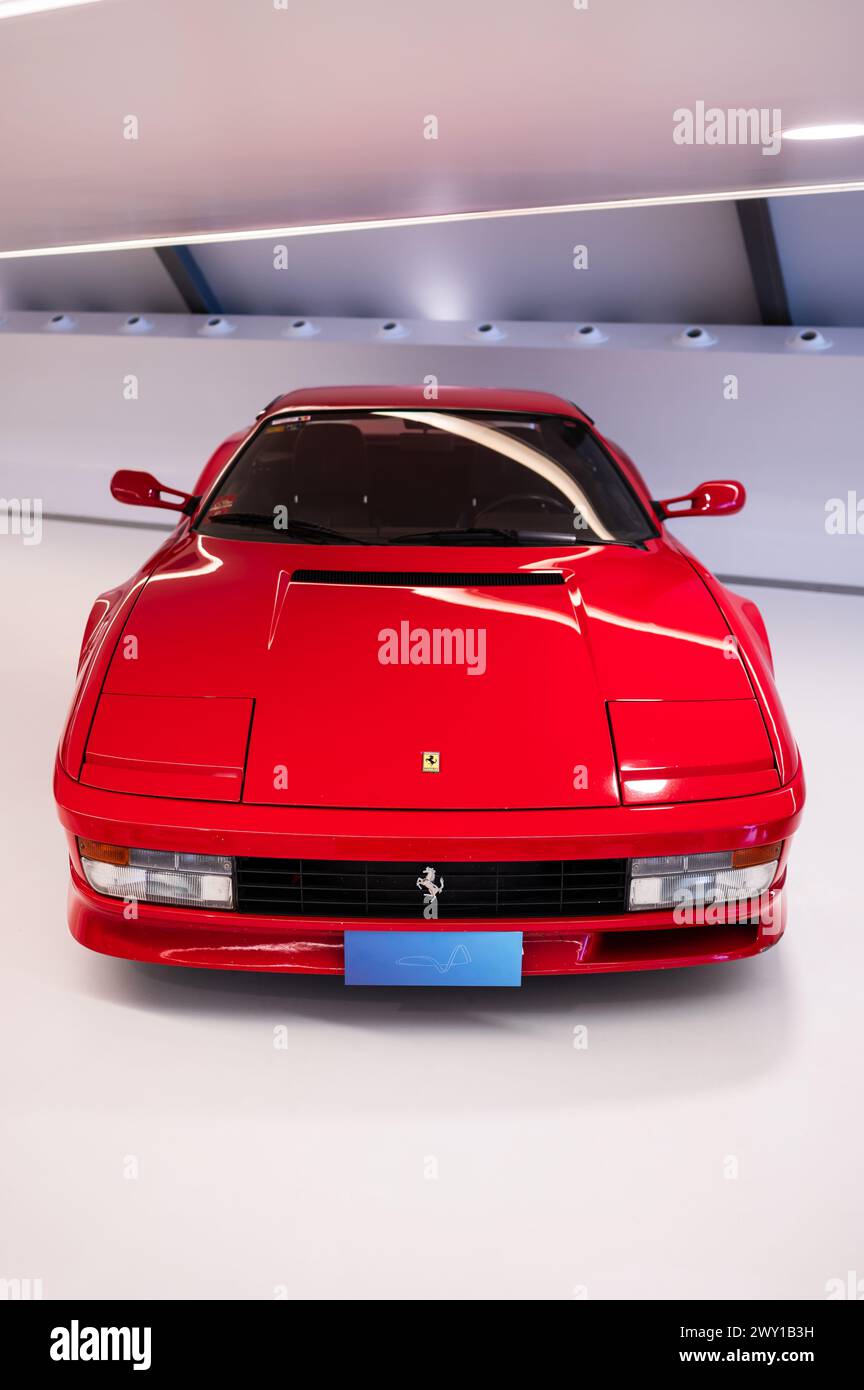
196;409;656;546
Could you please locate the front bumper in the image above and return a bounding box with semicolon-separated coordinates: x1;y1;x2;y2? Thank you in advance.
55;760;804;976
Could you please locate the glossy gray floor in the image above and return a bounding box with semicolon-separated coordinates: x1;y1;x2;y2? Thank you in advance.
0;521;859;1301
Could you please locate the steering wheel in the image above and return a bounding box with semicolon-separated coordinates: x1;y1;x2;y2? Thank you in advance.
474;492;574;523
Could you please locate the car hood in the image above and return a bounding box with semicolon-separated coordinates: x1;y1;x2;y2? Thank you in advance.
93;533;764;810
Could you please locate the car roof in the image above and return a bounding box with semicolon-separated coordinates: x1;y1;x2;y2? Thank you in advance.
263;384;592;422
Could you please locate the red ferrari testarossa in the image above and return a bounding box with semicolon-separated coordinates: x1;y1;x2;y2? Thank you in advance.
54;386;804;983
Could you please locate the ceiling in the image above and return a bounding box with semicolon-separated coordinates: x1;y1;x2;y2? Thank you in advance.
3;0;864;251
0;200;760;323
0;0;862;325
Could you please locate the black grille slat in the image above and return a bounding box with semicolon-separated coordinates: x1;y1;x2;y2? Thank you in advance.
290;570;564;588
236;857;627;919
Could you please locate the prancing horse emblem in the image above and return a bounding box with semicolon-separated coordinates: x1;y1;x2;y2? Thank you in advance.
417;866;444;919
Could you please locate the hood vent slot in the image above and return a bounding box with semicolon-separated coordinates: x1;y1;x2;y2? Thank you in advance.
290;569;565;587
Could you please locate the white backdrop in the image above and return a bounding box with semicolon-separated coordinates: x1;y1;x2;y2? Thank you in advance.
1;312;862;585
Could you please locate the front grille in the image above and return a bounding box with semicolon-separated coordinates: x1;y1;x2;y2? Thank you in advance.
235;857;629;919
290;570;564;587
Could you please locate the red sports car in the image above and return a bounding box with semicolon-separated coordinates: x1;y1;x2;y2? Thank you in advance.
54;386;804;984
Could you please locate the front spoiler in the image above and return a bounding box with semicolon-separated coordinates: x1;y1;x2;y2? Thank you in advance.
67;872;785;975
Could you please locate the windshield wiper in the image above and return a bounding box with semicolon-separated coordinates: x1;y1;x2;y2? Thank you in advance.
389;527;522;545
206;514;375;544
392;527;640;548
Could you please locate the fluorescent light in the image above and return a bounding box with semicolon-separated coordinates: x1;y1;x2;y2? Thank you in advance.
4;178;864;260
782;122;864;141
0;0;104;18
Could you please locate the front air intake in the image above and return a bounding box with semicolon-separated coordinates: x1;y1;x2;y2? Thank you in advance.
290;570;565;587
236;857;629;919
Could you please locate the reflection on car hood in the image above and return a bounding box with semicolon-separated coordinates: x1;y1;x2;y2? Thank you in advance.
98;534;755;810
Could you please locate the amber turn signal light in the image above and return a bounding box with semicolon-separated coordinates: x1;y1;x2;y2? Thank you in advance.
731;842;782;868
77;840;130;866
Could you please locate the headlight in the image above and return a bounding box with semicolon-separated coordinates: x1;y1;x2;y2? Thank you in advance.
78;841;234;910
629;843;781;911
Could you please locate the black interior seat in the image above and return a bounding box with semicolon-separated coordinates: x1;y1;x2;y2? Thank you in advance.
368;435;477;533
291;423;369;529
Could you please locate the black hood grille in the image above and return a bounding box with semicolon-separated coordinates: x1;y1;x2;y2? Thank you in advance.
290;569;565;587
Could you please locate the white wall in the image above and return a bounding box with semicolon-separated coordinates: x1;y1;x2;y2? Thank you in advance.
1;313;861;585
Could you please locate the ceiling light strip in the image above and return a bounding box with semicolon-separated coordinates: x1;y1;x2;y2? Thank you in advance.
3;179;864;260
0;0;103;18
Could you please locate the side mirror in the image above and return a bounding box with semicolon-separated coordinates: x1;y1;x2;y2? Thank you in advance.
654;479;746;520
110;469;194;513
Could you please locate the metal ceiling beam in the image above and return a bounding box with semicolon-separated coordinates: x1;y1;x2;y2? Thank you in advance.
736;199;791;326
154;245;222;315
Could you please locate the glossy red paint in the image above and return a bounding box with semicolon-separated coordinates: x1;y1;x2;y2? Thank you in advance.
608;699;779;804
82;693;253;801
109;470;193;513
655;479;746;519
55;386;805;976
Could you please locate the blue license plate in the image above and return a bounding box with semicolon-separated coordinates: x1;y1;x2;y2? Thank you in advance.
344;930;523;986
